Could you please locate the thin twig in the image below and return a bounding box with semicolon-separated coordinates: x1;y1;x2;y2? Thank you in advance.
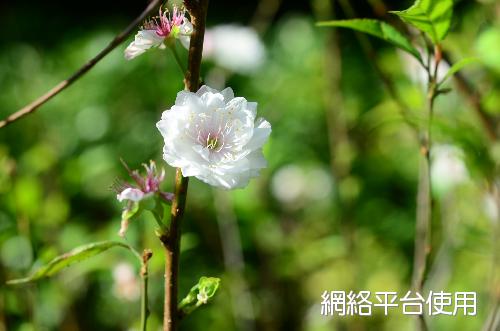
159;1;209;331
140;249;153;331
413;128;431;331
0;0;162;129
412;59;437;293
412;46;440;331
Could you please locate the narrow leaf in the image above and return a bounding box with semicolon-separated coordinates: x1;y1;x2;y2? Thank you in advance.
7;241;140;285
440;57;480;84
391;0;453;43
317;19;422;62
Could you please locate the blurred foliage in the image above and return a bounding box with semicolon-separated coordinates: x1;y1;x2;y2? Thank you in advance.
1;0;499;330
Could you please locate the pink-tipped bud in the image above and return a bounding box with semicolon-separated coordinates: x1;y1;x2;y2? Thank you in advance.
117;159;171;203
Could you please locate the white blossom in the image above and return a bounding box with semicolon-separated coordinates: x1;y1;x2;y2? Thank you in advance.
271;164;333;208
156;85;271;189
483;193;498;224
431;145;469;195
204;25;265;74
112;263;140;301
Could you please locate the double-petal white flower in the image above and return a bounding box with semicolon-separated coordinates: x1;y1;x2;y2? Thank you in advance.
157;86;271;189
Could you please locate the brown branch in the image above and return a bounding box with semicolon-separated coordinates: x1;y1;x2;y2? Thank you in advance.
183;0;208;91
162;168;188;331
160;1;208;331
0;0;162;129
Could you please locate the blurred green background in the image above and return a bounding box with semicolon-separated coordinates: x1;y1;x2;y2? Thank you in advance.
1;0;499;330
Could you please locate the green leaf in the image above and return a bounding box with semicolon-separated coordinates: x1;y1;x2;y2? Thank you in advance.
317;19;422;62
179;277;221;316
390;0;453;43
440;57;480;84
7;241;140;285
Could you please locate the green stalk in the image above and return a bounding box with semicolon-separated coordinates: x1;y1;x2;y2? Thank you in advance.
168;43;187;75
412;44;440;331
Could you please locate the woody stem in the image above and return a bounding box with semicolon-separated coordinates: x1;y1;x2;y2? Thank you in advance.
159;1;209;331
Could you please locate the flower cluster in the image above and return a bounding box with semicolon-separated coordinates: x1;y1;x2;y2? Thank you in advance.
115;160;172;236
156;85;271;189
125;7;192;60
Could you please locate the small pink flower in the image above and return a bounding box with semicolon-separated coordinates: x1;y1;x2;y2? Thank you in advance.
114;160;173;237
116;160;167;201
125;6;193;60
149;7;186;37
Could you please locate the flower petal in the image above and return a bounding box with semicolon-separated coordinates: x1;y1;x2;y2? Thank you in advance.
124;44;147;60
134;30;165;47
117;188;145;202
220;87;235;102
200;91;225;110
196;85;220;97
178;21;193;50
246;118;272;151
173;91;205;114
124;30;165;60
